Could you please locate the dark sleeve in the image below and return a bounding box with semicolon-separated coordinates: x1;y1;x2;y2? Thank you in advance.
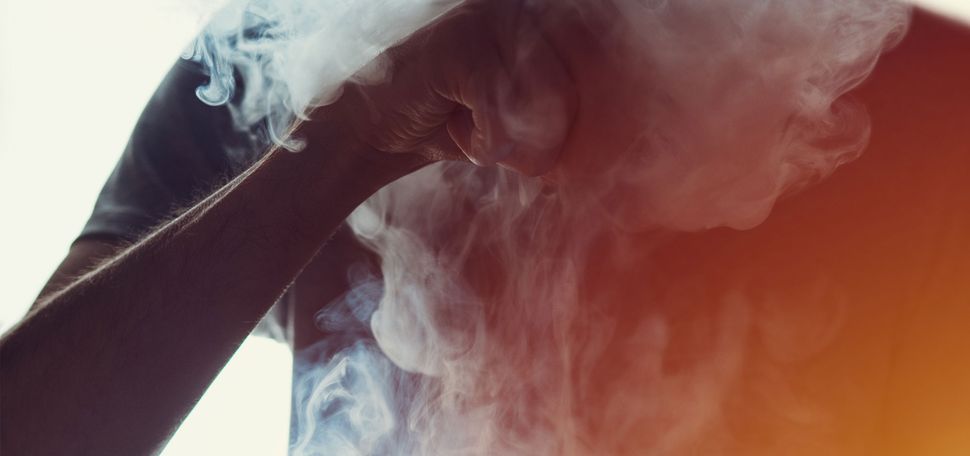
79;59;255;243
79;58;288;340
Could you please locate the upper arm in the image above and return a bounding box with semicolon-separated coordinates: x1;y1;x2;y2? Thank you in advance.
37;60;261;308
80;59;254;244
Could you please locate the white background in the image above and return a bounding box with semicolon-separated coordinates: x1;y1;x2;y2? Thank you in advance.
1;1;967;454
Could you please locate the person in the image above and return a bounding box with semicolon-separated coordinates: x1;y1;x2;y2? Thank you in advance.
2;1;970;455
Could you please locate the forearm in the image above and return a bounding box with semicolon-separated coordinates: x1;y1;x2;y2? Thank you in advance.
0;118;411;455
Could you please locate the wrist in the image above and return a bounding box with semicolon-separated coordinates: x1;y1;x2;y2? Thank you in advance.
263;107;428;231
298;101;432;186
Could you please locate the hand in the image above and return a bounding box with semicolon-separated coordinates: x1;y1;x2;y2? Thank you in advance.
322;0;578;177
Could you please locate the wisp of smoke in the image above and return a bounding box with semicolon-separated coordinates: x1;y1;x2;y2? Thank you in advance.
183;0;463;152
189;0;911;454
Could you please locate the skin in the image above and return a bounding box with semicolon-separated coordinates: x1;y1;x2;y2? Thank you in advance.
3;3;969;456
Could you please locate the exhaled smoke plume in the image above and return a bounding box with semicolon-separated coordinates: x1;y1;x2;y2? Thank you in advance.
190;0;911;454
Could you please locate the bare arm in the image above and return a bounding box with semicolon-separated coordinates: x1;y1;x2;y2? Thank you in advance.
0;3;575;454
0;117;423;455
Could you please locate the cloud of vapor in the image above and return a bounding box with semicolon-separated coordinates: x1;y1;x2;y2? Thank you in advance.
183;0;463;152
189;0;911;454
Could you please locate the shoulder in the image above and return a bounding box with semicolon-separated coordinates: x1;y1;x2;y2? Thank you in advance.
81;59;265;243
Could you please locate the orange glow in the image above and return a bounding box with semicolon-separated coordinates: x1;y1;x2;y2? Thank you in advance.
574;9;970;453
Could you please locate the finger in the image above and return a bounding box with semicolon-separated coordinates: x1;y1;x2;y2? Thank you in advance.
433;0;575;175
446;107;475;158
445;42;518;167
493;6;576;176
422;112;467;162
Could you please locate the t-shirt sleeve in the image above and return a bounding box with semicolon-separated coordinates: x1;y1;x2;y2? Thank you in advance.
80;59;251;242
78;58;288;341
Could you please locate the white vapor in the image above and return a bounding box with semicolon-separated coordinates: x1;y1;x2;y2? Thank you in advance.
184;0;462;152
188;0;911;454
